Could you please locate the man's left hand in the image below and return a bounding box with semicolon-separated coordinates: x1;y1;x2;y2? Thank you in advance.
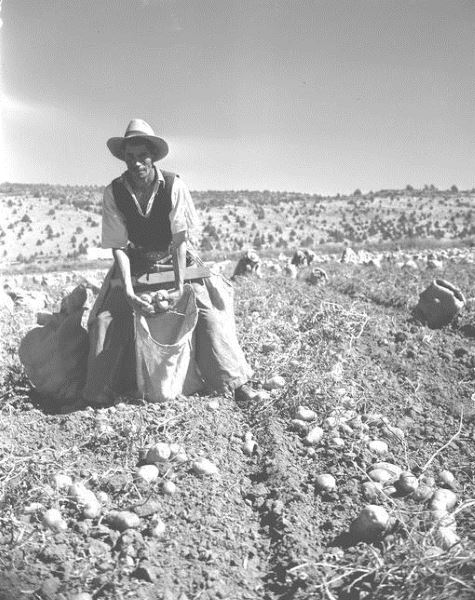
165;287;184;310
152;287;183;313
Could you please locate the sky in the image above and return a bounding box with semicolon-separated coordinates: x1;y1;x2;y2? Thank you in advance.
0;0;473;194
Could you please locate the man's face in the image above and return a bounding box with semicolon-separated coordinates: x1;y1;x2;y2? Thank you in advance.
124;142;154;184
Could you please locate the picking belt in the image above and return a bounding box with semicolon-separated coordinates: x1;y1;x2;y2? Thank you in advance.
131;248;211;292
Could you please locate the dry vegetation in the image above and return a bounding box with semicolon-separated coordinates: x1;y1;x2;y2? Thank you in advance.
0;183;473;269
1;249;474;599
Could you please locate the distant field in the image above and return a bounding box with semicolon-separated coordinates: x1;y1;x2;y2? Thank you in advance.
0;183;473;270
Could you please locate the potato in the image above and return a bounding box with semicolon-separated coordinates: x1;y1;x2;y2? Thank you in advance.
82;501;101;520
43;508;67;532
432;510;456;528
150;516;166;538
350;505;390;541
315;474;336;492
397;472;419;494
169;443;184;457
163;480;177;495
368;468;394;484
362;481;383;502
153;289;169;300
242;439;258;456
96;491;109;504
69;482;98;506
254;390;271;402
367;440;388;456
436;526;460;550
324;416;339;429
136;464;159;484
150;290;170;310
304;426;324;446
192;457;219;475
169;444;188;464
438;470;456;488
413;484;434;502
263;374;286;390
372;462;402;479
146;443;171;463
24;502;45;514
430;488;457;512
295;406;317;422
69;482;101;519
173;450;188;465
155;299;170;312
339;423;353;436
108;510;141;531
53;473;72;490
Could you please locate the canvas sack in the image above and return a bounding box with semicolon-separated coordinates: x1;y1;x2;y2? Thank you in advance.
135;284;203;402
19;286;89;402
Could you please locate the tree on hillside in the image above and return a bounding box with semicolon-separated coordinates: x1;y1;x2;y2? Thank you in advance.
253;233;262;249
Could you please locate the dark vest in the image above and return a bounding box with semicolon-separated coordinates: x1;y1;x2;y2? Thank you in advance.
111;170;176;251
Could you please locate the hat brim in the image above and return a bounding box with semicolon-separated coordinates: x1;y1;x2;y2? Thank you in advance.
107;134;169;162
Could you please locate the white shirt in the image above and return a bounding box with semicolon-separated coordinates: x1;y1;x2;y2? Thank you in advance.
101;168;200;249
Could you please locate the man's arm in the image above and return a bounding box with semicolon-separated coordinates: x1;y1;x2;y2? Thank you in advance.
171;231;187;293
102;185;152;315
113;247;154;315
167;175;199;305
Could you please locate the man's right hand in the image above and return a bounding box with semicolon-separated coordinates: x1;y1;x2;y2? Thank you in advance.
125;292;155;316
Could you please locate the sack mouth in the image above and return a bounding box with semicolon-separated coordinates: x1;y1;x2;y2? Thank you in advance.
135;284;198;348
434;279;465;303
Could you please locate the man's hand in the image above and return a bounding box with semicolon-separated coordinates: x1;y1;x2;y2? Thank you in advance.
128;288;184;315
162;287;183;311
126;292;155;316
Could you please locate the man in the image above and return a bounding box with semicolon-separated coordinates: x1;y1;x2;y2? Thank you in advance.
232;249;261;279
83;119;254;406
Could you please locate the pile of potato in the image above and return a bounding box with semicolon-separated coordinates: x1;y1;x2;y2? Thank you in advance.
29;438;221;546
137;290;171;313
288;392;463;549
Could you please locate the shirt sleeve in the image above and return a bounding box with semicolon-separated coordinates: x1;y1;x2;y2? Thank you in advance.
169;176;201;242
101;184;129;249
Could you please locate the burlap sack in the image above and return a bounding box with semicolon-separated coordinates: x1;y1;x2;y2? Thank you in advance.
414;279;465;329
19;286;89;401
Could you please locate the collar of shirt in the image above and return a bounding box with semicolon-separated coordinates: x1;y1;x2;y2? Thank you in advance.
120;167;164;218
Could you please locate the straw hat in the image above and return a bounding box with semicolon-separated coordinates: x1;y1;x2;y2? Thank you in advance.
107;119;169;162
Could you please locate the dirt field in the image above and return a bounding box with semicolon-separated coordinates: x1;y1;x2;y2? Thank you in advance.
1;253;474;600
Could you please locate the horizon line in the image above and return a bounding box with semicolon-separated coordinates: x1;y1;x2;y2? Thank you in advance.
1;181;473;197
